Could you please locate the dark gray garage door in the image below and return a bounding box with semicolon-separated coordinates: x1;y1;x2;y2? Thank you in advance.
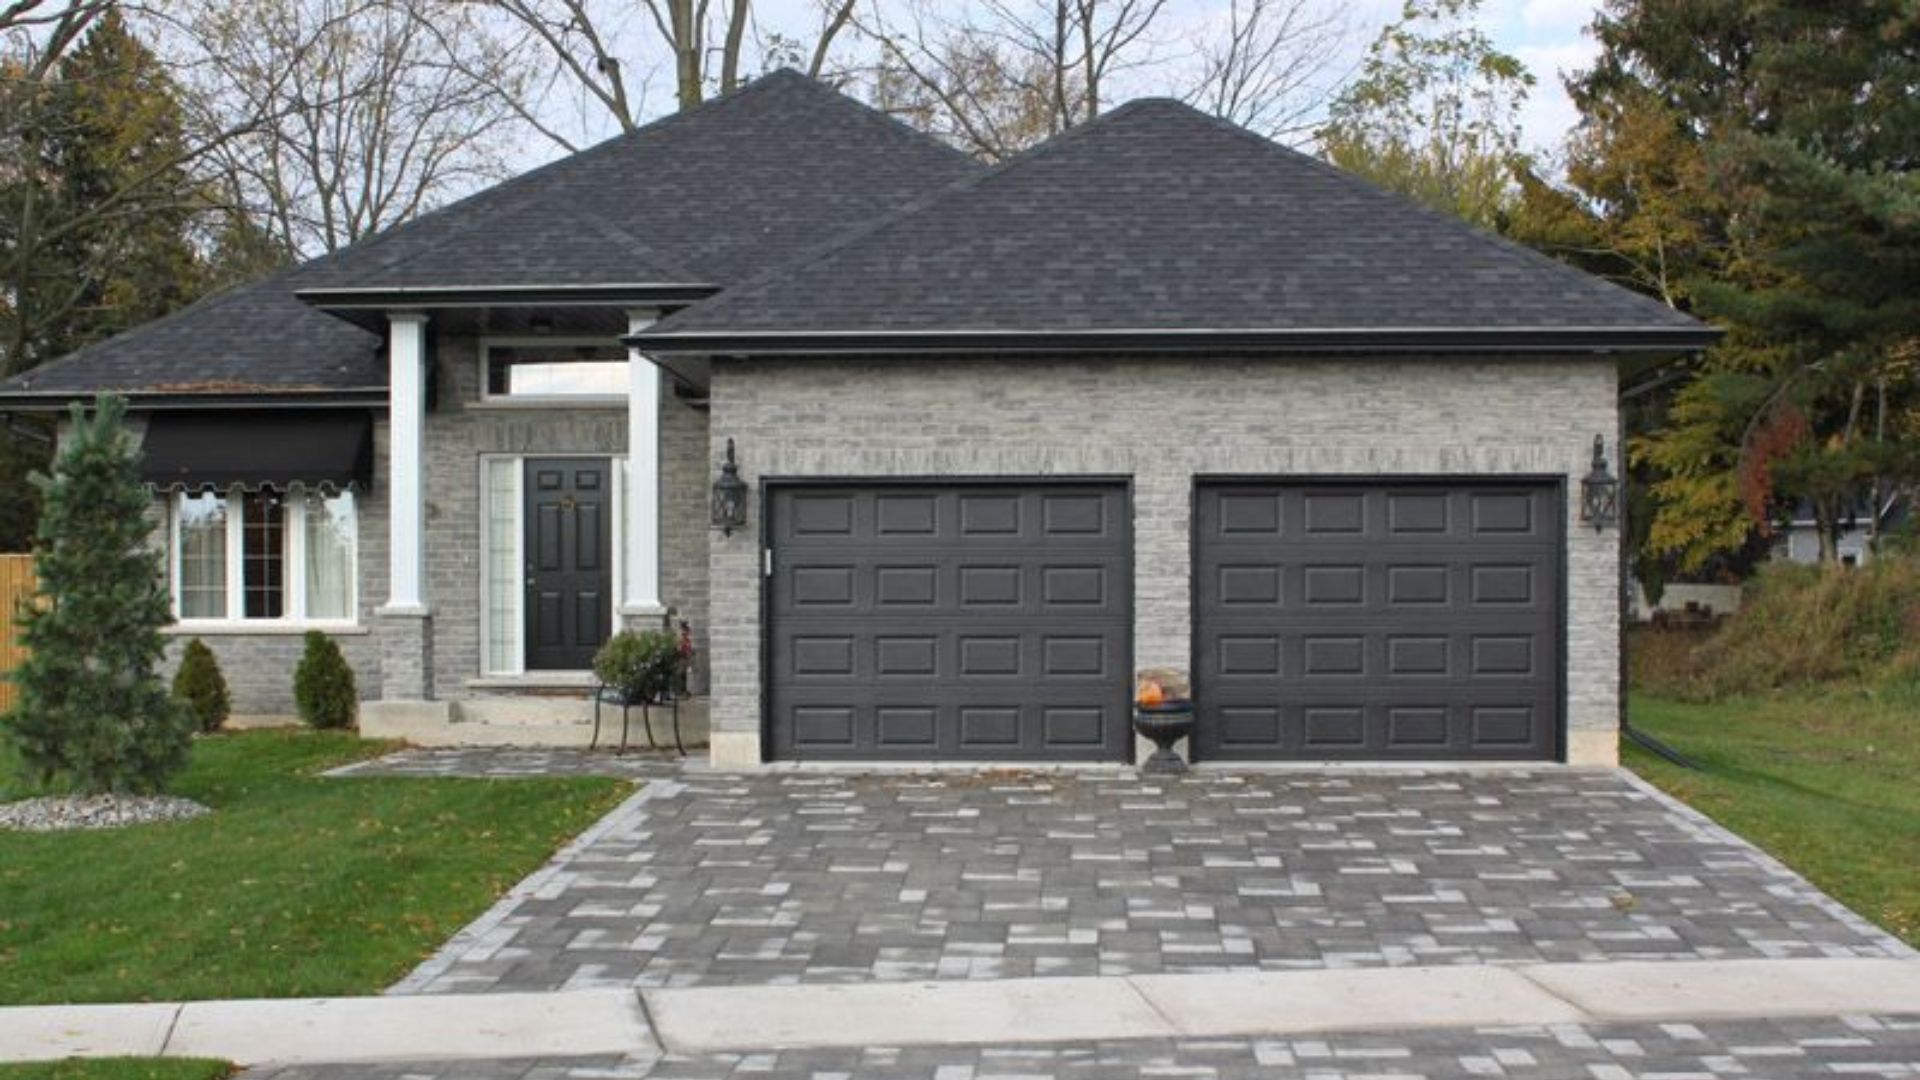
767;483;1131;761
1194;480;1561;761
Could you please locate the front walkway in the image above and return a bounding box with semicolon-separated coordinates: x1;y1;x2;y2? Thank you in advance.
361;756;1904;994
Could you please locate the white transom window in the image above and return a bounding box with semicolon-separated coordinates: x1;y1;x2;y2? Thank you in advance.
168;488;358;625
481;339;628;402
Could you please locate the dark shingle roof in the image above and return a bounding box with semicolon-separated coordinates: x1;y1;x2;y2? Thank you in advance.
636;98;1715;354
0;272;385;401
295;69;981;293
0;71;981;403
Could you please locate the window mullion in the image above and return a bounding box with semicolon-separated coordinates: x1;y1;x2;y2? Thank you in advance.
288;493;307;622
226;491;244;621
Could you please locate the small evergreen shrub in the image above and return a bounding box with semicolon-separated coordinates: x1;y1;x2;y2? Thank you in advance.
593;629;685;703
3;395;193;794
172;638;231;733
293;631;357;729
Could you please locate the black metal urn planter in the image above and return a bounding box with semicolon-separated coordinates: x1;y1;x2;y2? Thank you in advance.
1132;668;1194;774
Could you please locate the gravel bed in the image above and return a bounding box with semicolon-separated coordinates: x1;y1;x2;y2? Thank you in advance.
0;793;211;832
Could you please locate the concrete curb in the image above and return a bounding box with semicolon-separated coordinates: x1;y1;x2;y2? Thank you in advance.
8;957;1917;1067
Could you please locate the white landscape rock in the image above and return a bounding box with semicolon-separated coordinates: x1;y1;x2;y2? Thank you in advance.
0;794;210;832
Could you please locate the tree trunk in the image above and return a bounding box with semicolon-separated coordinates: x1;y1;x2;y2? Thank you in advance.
670;0;703;111
1815;497;1840;566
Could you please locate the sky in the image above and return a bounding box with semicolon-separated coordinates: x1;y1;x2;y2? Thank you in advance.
507;0;1608;167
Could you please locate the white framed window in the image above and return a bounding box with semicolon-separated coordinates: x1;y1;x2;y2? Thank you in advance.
479;338;628;403
167;488;358;626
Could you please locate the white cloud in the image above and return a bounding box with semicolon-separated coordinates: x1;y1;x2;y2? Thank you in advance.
1513;37;1600;153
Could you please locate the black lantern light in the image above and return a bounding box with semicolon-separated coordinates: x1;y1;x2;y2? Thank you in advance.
1581;434;1619;532
711;437;748;537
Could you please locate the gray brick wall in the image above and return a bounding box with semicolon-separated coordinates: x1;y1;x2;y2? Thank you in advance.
707;355;1621;761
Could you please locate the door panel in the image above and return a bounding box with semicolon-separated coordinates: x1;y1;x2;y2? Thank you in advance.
523;458;613;670
1194;481;1561;761
768;483;1131;761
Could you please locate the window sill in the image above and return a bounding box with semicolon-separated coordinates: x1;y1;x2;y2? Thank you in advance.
467;672;597;690
166;622;369;636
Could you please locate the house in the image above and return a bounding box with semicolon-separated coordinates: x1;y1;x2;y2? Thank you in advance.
1771;495;1906;566
0;71;1717;767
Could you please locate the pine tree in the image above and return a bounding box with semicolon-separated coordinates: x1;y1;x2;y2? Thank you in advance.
3;395;192;793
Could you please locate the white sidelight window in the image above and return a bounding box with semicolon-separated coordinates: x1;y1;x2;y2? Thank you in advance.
482;458;522;674
168;488;358;626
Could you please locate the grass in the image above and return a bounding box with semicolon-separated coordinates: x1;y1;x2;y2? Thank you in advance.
0;730;626;1005
0;1061;230;1080
1627;689;1920;949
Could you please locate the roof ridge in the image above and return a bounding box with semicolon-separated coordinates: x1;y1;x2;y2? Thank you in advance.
294;74;813;283
649;103;1159;332
1148;99;1699;326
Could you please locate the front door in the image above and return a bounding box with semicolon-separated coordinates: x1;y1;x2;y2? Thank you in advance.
524;458;612;670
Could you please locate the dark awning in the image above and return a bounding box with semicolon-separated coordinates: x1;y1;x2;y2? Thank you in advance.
141;411;374;493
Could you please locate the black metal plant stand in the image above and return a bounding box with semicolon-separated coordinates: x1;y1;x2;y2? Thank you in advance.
1132;701;1195;774
591;685;686;756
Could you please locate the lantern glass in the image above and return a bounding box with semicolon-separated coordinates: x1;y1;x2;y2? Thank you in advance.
711;438;748;536
1580;435;1619;531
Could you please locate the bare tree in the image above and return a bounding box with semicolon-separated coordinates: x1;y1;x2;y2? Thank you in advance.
856;0;1168;160
459;0;859;152
178;0;525;257
1183;0;1350;141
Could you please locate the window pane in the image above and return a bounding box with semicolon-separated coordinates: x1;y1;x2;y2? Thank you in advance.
484;459;519;673
304;491;355;620
176;492;227;619
486;343;627;398
241;491;286;619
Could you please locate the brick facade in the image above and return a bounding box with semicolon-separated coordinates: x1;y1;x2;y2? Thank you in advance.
153;332;709;718
705;355;1622;766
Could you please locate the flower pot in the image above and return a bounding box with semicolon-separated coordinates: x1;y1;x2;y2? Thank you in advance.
1132;701;1195;774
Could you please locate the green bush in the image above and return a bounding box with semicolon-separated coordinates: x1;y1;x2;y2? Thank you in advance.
1641;554;1920;700
592;629;685;703
172;638;231;733
3;395;193;794
293;631;357;729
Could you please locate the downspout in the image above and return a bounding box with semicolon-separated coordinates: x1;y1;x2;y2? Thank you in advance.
1618;365;1701;771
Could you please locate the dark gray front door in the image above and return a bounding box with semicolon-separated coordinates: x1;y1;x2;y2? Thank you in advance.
1194;480;1561;761
768;482;1131;761
524;458;612;671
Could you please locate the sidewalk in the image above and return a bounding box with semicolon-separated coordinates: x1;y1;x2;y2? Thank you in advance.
6;957;1920;1069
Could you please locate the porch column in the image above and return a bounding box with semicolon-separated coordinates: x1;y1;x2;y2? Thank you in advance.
384;311;429;615
624;309;663;616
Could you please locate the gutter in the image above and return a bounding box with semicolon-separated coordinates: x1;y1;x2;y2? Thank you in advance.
626;325;1725;356
0;389;388;412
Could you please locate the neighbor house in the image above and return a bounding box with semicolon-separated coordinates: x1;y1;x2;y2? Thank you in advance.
0;71;1717;767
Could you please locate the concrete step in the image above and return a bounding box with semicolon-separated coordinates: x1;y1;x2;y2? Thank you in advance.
360;695;709;749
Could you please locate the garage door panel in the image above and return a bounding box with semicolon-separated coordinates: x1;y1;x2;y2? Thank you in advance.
1196;481;1560;762
770;484;1131;761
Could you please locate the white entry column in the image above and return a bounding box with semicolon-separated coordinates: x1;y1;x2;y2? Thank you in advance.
385;311;429;614
624;309;663;617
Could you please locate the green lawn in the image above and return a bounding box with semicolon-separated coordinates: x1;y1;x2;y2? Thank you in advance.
0;1061;229;1080
0;731;626;1005
1627;690;1920;949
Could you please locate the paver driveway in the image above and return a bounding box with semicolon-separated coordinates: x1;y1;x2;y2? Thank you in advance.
358;754;1905;994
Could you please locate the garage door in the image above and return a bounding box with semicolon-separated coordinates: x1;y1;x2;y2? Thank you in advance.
767;482;1131;761
1194;480;1561;761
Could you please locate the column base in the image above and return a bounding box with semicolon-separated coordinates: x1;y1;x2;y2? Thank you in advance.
378;608;434;701
1567;729;1620;766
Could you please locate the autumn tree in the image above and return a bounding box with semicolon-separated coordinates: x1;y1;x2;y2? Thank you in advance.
1317;0;1533;230
1577;0;1920;568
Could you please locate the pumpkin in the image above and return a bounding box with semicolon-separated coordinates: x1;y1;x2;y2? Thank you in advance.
1137;678;1166;707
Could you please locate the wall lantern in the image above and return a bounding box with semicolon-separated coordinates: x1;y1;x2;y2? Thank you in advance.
711;437;748;537
1580;434;1620;532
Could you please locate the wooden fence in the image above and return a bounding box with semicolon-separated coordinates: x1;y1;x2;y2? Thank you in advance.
0;555;34;712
